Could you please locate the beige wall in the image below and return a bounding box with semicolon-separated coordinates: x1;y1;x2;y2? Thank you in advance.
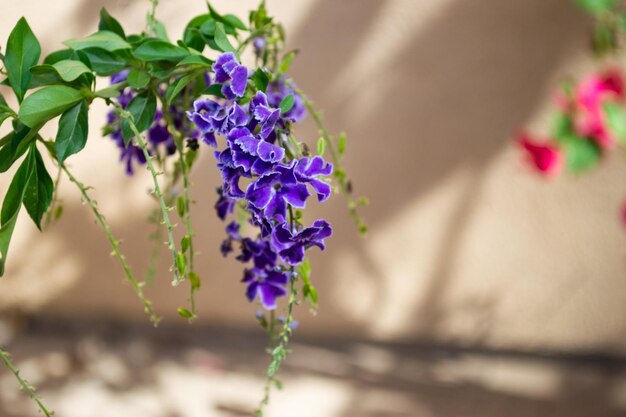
1;0;625;354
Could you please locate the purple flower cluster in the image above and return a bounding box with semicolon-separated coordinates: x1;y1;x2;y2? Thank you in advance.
188;52;332;310
103;70;200;175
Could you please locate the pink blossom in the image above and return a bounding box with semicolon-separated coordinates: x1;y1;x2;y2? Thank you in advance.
517;133;563;177
574;69;625;149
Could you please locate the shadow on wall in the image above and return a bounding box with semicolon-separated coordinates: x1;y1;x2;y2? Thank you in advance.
0;0;591;343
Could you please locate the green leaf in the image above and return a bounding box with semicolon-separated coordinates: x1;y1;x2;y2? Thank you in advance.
29;65;65;87
5;18;41;102
43;49;73;65
154;20;170;42
176;55;213;68
279;50;297;74
177;196;186;218
188;272;200;289
562;136;602;173
176;252;187;276
55;101;89;163
574;0;615;13
338;132;347;155
98;8;126;39
127;69;150;89
18;85;84;128
603;102;626;145
252;68;270;92
121;91;157;145
279;94;295;114
177;307;194;318
213;22;236;54
202;83;225;98
166;73;194;105
133;40;189;62
51;59;93;82
81;48;128;76
0;125;33;173
65;30;131;52
181;235;190;253
316;137;325;156
223;14;247;31
0;146;35;276
22;146;53;230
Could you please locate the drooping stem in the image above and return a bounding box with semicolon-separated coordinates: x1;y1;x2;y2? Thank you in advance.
0;348;54;417
43;165;63;230
61;164;161;325
115;104;182;286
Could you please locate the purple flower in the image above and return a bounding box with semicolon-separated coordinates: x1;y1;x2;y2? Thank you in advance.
249;92;280;139
213;52;248;100
271;220;332;265
253;37;266;58
215;187;236;220
246;162;310;222
242;267;289;310
295;156;333;202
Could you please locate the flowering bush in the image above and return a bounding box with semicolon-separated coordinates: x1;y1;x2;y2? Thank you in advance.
0;1;367;415
518;0;626;222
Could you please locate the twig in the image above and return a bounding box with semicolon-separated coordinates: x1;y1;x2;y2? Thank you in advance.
61;164;161;325
0;348;54;417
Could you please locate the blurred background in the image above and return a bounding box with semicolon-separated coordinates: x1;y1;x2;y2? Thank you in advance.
2;0;626;416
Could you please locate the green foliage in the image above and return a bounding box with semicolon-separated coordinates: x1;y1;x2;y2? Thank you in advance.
279;94;295;114
64;30;131;52
279;51;297;74
80;48;128;76
316;137;325;156
98;8;126;39
562;135;602;173
55;101;89;163
603;102;626;144
18;85;84;128
127;69;151;89
5;18;41;102
214;22;237;54
22;146;53;230
252;68;270;92
574;0;616;13
133;40;189;62
166;73;194;105
0;145;36;276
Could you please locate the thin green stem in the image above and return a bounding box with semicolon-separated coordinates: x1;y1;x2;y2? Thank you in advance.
157;92;199;317
146;0;159;36
289;84;368;234
43;165;63;230
0;348;54;417
115;104;182;286
61;164;161;325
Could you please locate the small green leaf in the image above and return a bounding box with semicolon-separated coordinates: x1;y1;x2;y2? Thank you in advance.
121;91;157;145
55;101;89;163
127;69;150;89
202;83;225;98
189;271;200;289
181;235;190;253
176;252;187;276
5;18;41;102
133;40;189;62
213;22;236;54
81;48;128;76
338;132;347;155
154;20;170;42
177;196;186;218
279;94;295;114
43;49;73;65
166;74;194;105
223;14;248;31
0;126;33;173
65;31;131;52
316;137;326;156
177;307;193;318
603;102;626;144
279;50;297;74
22;146;53;230
0;147;35;276
252;68;270;92
562;137;601;173
18;85;84;128
51;59;93;82
98;8;126;38
176;55;213;68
